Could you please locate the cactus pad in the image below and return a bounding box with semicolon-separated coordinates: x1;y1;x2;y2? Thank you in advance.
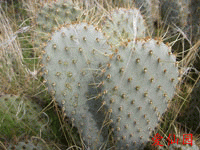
36;0;81;33
102;8;146;45
7;139;56;150
97;39;178;149
34;0;82;47
168;140;199;150
8;140;41;150
42;23;112;148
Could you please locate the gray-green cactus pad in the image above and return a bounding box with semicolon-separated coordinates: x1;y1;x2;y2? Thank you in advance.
42;23;112;148
36;0;81;33
99;39;178;149
8;141;41;150
102;8;146;46
7;139;56;150
169;140;199;150
110;0;159;31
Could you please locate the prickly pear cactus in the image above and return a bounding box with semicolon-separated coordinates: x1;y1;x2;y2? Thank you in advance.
34;0;82;47
109;0;159;31
36;0;81;33
133;0;160;31
0;95;51;139
7;139;55;150
169;140;199;150
102;8;146;45
97;39;178;149
8;140;40;150
160;0;190;28
41;23;112;148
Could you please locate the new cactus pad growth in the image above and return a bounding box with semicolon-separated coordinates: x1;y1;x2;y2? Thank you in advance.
41;23;112;148
102;8;146;45
97;39;178;149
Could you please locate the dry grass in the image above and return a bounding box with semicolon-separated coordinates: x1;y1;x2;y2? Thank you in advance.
0;4;25;94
